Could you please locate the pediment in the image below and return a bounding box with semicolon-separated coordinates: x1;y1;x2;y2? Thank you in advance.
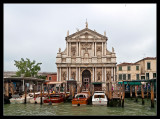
67;28;107;40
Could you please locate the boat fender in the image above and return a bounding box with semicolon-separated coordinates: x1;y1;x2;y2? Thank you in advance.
35;101;37;104
77;103;80;106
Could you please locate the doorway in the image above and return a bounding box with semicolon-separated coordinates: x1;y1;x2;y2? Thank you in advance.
82;70;91;91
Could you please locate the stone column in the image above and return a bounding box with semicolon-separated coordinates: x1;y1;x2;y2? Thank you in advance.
76;67;78;81
92;42;94;56
67;42;68;56
79;67;80;82
104;42;106;55
95;42;97;56
92;67;94;82
57;67;59;82
77;42;78;56
67;67;68;80
95;67;97;82
79;42;81;56
60;67;61;82
69;67;71;80
102;67;104;82
102;42;103;56
105;67;106;83
114;67;116;82
111;67;113;82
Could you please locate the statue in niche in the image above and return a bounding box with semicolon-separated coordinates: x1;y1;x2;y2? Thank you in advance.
71;72;75;80
106;71;111;81
97;72;101;80
63;72;66;80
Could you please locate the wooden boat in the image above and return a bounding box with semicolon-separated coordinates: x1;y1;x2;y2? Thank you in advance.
43;93;65;105
92;91;108;106
72;92;91;106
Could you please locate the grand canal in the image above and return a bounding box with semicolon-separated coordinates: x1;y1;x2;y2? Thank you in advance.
4;98;156;116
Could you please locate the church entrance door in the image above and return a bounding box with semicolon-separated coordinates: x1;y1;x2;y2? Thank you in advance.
82;70;91;91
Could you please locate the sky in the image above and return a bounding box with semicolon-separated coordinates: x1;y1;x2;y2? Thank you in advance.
4;4;156;72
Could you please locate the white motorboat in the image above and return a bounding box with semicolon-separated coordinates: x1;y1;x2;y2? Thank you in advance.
9;93;34;104
92;91;108;106
9;94;24;104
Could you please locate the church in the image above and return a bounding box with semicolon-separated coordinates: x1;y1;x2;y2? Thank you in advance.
56;21;117;91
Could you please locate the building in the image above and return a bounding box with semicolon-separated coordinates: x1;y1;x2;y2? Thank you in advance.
56;21;117;91
116;57;156;81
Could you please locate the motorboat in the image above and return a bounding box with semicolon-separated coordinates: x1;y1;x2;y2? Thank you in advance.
9;93;34;104
72;92;91;106
43;93;65;105
92;91;108;106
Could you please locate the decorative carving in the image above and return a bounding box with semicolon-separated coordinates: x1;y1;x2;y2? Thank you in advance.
71;46;76;56
85;19;88;28
97;46;102;52
59;48;61;53
67;30;69;36
112;47;114;52
82;43;91;53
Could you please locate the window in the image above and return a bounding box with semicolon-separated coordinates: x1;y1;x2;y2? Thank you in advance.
141;76;145;80
127;66;131;71
128;74;131;80
119;66;122;71
146;73;149;79
153;73;156;78
49;77;52;80
119;74;122;80
136;74;139;80
123;74;126;80
136;66;139;70
147;62;151;70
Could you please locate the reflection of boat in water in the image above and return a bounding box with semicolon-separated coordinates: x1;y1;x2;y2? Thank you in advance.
43;93;65;105
9;93;34;104
92;91;108;106
72;92;91;106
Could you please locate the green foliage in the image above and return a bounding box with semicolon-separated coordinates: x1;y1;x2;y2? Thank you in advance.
36;75;47;80
14;58;42;77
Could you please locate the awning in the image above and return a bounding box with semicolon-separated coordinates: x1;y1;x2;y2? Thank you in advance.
46;82;63;85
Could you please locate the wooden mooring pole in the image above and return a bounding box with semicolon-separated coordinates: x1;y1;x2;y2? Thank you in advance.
141;84;144;105
130;85;132;100
40;83;43;105
122;82;125;107
151;82;154;108
24;84;27;104
147;83;149;100
135;85;138;102
118;84;122;107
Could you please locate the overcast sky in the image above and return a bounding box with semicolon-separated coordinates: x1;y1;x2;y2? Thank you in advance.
4;4;156;72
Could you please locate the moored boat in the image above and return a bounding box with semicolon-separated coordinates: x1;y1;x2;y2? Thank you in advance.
43;93;65;105
92;91;108;106
72;92;91;106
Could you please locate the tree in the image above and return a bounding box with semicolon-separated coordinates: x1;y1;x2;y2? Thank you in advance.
14;58;42;77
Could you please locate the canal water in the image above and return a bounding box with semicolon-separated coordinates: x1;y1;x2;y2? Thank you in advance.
3;98;157;116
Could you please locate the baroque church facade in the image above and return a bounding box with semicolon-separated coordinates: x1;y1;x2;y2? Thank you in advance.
56;22;117;91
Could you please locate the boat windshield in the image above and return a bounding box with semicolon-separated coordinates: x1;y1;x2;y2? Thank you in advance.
94;95;105;98
76;95;86;98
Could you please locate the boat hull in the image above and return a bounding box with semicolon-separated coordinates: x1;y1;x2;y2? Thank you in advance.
92;101;107;106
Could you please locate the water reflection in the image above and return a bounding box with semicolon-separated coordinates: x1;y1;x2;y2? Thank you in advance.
3;98;156;116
